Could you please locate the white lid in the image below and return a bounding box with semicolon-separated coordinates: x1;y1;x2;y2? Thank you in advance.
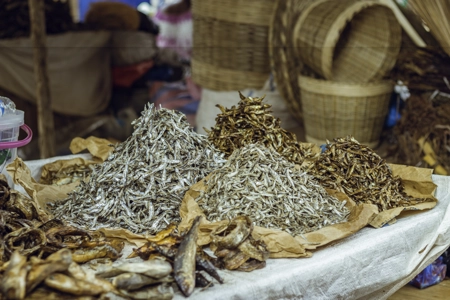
0;110;24;130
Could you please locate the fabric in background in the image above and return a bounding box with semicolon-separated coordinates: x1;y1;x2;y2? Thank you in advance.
0;31;112;117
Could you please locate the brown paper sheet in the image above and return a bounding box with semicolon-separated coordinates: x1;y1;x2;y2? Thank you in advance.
369;164;437;228
69;136;115;162
6;158;79;215
98;228;147;247
39;157;97;184
179;177;378;258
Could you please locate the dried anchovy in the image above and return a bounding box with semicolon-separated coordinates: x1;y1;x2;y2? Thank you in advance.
195;143;349;236
308;136;432;211
205;92;318;165
49;105;226;234
40;165;94;186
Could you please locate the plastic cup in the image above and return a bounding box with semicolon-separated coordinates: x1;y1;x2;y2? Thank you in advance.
0;110;30;187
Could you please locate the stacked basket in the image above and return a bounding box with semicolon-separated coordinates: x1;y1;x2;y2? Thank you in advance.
272;0;402;148
191;0;276;91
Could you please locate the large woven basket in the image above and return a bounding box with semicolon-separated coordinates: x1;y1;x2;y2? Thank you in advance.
299;75;394;148
191;0;275;91
293;0;402;83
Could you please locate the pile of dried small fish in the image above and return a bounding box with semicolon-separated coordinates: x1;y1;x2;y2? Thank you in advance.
49;105;226;234
393;94;450;173
96;259;174;299
210;216;269;272
205;92;317;165
0;176;123;264
39;164;94;186
196;143;350;236
128;217;224;297
0;249;117;299
308;136;432;211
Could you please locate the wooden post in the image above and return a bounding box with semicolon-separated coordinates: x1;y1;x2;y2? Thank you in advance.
28;0;55;158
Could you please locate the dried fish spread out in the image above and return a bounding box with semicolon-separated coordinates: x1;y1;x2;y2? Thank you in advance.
205;93;318;166
49;105;226;234
308;136;432;211
195;143;350;236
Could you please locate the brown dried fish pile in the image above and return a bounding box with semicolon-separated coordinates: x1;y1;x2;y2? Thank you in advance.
0;249;117;300
0;176;124;264
205;92;317;165
196;143;350;236
308;136;431;211
49;104;226;234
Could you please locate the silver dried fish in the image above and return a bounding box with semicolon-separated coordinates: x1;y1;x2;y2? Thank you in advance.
49;104;226;234
195;143;350;236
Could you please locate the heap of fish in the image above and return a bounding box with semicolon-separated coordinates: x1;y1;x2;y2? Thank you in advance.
95;259;174;299
128;217;224;297
195;143;350;236
0;176;123;264
0;249;122;300
49;105;226;234
308;136;433;211
205;92;318;166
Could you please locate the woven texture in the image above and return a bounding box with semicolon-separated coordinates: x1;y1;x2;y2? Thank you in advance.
191;0;275;91
294;0;402;83
269;0;316;121
299;76;393;148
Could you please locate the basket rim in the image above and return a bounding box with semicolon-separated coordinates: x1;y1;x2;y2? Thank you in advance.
294;0;396;80
298;75;394;97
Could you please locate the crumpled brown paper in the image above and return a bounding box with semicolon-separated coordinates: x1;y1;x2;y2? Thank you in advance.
7;158;150;247
179;177;378;258
39;136;115;185
69;136;115;162
6;158;79;216
369;164;437;228
39;157;97;185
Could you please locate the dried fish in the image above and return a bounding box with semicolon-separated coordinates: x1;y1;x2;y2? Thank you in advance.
26;249;72;293
196;143;350;236
40;164;94;186
49;104;226;234
118;283;174;300
209;215;269;272
112;273;173;290
195;272;213;288
308;136;433;211
44;273;106;296
1;251;27;299
174;216;201;297
71;244;122;264
206;92;318;165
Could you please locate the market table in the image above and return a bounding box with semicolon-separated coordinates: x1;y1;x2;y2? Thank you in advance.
21;155;450;300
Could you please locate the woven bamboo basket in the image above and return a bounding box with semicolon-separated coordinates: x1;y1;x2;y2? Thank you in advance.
191;0;276;91
293;0;402;83
299;75;394;148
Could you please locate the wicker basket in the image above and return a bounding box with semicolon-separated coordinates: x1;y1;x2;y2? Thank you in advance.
191;0;276;91
299;75;394;148
293;0;402;83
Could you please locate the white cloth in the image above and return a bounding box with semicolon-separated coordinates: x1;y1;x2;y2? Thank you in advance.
22;155;450;300
0;32;112;117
